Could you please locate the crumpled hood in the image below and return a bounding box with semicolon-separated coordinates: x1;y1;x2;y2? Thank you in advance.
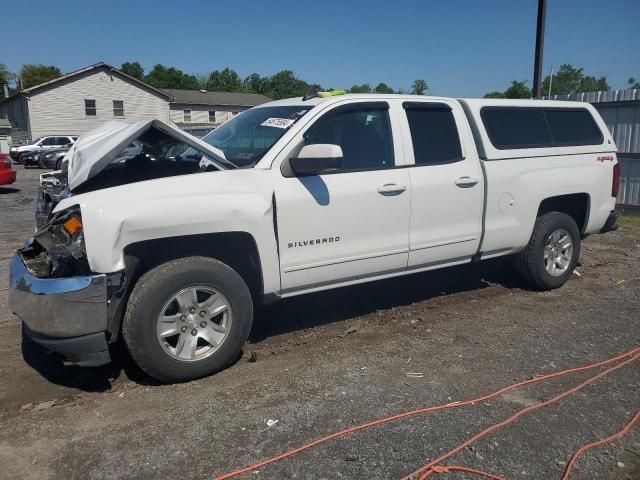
66;119;229;191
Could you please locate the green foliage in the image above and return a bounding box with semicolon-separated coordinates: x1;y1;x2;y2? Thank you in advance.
504;80;531;98
374;82;395;94
483;91;506;98
350;84;372;93
411;79;428;95
264;70;310;99
628;77;640;89
243;73;270;95
144;64;200;90
206;67;244;92
541;64;609;95
120;61;144;80
20;64;62;89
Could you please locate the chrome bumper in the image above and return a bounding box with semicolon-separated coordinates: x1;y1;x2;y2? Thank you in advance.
9;252;109;337
9;250;113;366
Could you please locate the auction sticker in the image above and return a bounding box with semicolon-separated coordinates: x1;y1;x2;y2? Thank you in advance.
261;118;295;129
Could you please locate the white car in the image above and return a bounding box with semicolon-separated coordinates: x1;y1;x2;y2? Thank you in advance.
9;94;620;382
9;135;78;162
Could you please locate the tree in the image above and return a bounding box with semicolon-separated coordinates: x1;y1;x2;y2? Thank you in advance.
503;80;531;98
411;79;428;95
541;64;610;95
266;70;310;99
244;73;271;95
350;84;371;93
374;82;395;94
144;64;199;90
628;78;640;89
484;91;505;99
120;61;144;80
20;64;62;89
206;67;243;92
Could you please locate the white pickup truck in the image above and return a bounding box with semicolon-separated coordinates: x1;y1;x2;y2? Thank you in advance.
9;93;620;382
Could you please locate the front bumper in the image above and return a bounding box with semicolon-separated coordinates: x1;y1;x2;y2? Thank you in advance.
9;249;111;366
601;210;619;233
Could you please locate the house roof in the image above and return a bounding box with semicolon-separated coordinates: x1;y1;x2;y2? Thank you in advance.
20;62;171;99
163;89;271;107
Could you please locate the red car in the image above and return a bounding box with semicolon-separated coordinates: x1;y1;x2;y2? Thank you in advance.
0;153;17;186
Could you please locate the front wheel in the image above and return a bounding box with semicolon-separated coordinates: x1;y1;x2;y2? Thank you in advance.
122;256;253;383
515;212;581;290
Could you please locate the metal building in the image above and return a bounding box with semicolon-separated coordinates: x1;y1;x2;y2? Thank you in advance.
543;89;640;207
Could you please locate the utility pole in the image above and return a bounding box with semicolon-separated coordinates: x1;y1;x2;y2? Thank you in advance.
532;0;547;98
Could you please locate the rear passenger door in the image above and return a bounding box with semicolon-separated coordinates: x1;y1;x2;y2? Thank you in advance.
401;100;484;267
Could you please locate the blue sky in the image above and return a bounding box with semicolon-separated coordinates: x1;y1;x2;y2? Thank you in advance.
3;0;639;97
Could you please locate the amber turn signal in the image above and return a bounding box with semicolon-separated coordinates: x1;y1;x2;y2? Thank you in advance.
62;215;83;235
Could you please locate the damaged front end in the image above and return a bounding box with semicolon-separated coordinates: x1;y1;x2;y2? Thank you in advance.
26;204;90;278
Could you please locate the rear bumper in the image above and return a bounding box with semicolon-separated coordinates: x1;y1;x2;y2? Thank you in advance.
9;249;111;366
600;210;619;233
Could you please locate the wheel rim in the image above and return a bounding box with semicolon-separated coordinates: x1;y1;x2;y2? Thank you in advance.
156;285;233;362
544;228;573;277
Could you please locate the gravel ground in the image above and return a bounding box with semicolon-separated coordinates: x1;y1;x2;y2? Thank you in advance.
0;166;639;480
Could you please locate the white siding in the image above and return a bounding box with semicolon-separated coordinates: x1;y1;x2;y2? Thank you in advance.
28;68;169;138
169;104;241;125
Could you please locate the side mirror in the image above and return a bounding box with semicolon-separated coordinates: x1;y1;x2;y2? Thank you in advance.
289;144;343;177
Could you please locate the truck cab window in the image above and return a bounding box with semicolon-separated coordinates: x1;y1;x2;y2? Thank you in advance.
404;104;463;165
305;105;394;171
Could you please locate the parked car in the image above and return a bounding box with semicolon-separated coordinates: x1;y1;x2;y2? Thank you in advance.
0;153;17;186
37;147;71;170
9;135;77;163
9;95;620;383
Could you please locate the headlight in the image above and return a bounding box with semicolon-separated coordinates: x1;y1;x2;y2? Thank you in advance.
34;206;85;259
44;153;53;159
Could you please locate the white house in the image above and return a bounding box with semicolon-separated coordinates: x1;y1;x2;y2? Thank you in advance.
0;63;171;140
165;89;270;137
0;63;272;142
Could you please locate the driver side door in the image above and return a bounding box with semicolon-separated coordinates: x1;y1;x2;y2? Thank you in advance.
273;101;411;294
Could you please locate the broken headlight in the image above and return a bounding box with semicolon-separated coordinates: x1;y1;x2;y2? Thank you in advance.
32;205;90;277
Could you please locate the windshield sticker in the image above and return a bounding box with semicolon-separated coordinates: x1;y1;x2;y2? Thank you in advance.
261;118;296;129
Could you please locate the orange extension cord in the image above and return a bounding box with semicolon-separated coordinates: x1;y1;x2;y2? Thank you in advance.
406;352;640;479
213;346;640;480
561;409;640;480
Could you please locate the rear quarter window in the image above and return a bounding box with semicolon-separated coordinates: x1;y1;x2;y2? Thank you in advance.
481;107;603;150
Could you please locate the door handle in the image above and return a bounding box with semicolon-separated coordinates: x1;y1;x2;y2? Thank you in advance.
454;176;479;188
377;183;407;195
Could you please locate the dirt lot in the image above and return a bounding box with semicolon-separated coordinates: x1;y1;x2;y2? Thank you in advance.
0;166;639;480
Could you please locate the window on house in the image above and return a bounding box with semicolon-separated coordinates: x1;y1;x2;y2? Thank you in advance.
184;110;192;122
113;100;124;117
209;111;216;123
404;103;463;165
84;99;97;116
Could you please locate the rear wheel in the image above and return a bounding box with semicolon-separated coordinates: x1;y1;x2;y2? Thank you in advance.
515;212;580;290
122;256;253;383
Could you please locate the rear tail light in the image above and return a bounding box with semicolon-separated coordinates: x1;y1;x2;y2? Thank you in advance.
612;162;621;198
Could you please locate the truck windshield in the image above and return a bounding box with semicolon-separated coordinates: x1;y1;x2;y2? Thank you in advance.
199;106;312;167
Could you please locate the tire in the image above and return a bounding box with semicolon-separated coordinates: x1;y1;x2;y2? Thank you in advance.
515;212;581;290
122;256;253;383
